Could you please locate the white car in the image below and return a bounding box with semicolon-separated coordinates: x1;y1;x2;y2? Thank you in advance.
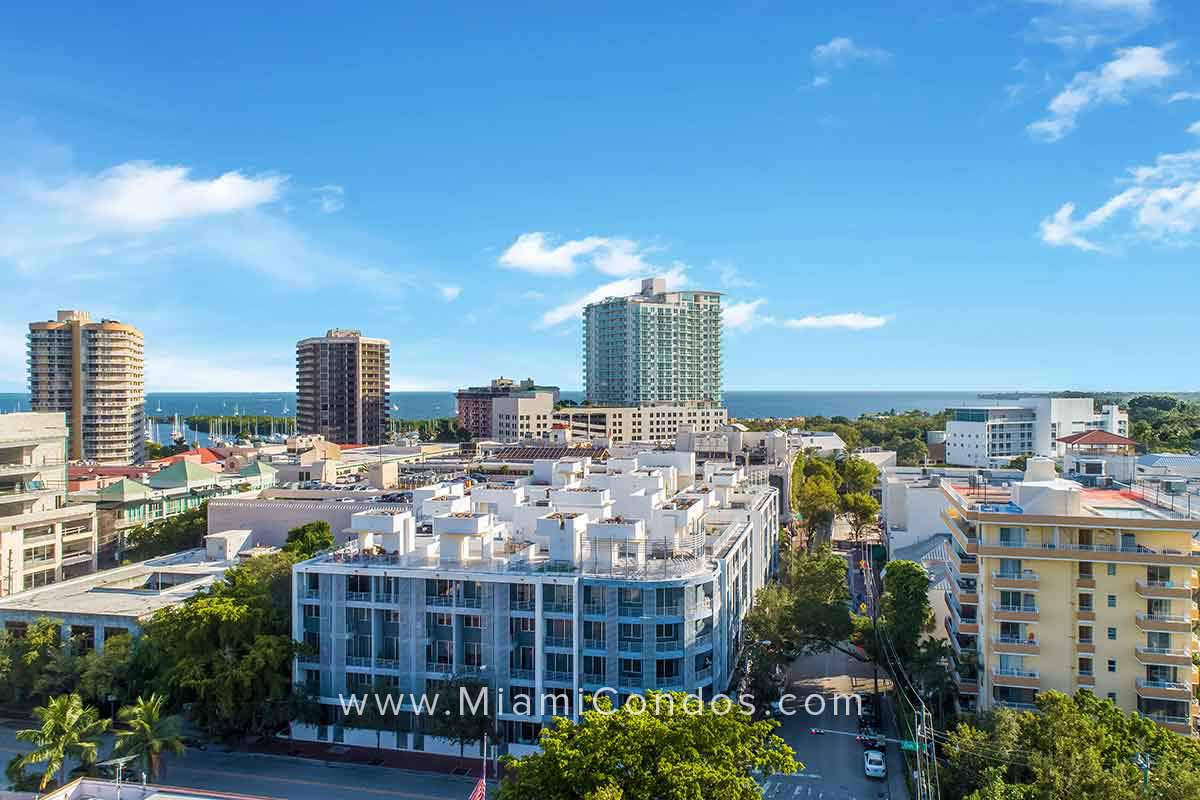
863;749;886;780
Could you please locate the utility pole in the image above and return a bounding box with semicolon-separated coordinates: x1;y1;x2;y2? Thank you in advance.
864;546;880;700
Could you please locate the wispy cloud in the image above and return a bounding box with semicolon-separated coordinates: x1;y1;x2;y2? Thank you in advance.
812;37;891;68
314;184;345;213
717;262;756;289
1168;91;1200;103
1026;0;1158;51
1189;122;1200;136
1028;45;1175;141
783;313;891;330
809;36;890;88
723;299;773;332
498;231;656;277
535;267;688;329
1039;147;1200;250
32;161;283;230
438;285;462;301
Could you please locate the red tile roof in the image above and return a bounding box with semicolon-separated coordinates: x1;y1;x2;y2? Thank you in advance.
151;447;224;466
1056;430;1137;446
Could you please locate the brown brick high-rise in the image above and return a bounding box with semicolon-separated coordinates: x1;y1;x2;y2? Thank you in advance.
296;329;390;445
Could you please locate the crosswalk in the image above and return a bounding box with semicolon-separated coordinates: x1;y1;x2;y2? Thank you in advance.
762;772;888;800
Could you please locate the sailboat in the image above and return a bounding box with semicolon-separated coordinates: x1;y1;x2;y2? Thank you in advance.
171;413;186;446
154;399;163;414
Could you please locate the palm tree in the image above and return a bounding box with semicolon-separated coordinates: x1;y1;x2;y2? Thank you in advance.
113;693;186;781
16;693;111;789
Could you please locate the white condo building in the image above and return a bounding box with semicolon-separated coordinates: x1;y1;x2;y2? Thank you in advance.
583;277;722;406
946;397;1128;468
290;451;778;756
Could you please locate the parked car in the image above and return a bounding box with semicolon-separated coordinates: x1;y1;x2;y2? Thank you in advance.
863;749;887;780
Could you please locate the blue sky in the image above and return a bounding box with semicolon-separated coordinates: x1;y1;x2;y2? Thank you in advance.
1;1;1197;392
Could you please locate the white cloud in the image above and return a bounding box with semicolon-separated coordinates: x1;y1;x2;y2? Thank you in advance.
1188;121;1200;136
723;299;774;332
34;161;283;230
1039;147;1200;250
1026;0;1157;51
498;232;609;275
315;184;345;213
145;348;295;392
783;313;891;330
812;74;831;88
1028;45;1175;141
520;290;545;301
1168;91;1200;103
812;37;891;67
498;232;660;278
438;285;462;301
717;262;756;289
536;267;688;329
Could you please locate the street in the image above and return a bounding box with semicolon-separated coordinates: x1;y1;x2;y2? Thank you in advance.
0;723;480;800
761;648;907;800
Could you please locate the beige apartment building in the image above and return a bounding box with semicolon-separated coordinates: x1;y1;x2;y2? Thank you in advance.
28;310;145;464
552;403;728;445
942;456;1199;736
296;329;390;446
0;413;98;595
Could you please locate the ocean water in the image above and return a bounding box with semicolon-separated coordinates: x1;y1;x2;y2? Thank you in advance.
0;389;984;421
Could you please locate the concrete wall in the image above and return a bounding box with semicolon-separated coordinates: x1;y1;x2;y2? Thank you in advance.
208;498;411;546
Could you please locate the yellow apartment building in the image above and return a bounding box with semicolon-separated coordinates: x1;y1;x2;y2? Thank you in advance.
941;455;1199;736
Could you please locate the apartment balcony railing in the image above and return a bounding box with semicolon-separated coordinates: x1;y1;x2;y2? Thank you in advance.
583;672;606;685
693;632;713;649
345;656;372;668
425;661;452;675
458;595;483;609
583;602;606;615
375;658;400;670
426;595;454;608
656;638;683;651
656;677;685;689
346;591;371;602
544;636;573;649
544;600;574;614
618;639;642;653
993;700;1038;711
993;603;1039;621
510;668;535;681
583;638;605;650
618;604;644;617
1135;580;1194;600
993;636;1040;654
655;603;683;617
1135;678;1195;700
544;670;573;683
992;668;1040;687
1136;612;1193;633
695;666;713;682
618;675;642;688
511;599;535;612
302;588;320;600
1135;645;1194;666
992;570;1039;587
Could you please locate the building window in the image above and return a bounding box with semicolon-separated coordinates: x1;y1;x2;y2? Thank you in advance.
1106;659;1116;673
1106;692;1117;702
1106;564;1116;576
1106;595;1117;608
1106;627;1116;641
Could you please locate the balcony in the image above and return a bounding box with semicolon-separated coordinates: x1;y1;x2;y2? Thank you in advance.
656;603;683;617
544;669;573;684
511;599;535;612
1135;612;1193;634
656;676;685;690
993;700;1039;712
544;600;574;614
1135;678;1196;702
458;595;483;609
544;635;573;649
618;638;642;654
60;550;93;565
1077;640;1096;654
583;602;606;616
993;603;1039;622
346;591;370;602
693;632;713;649
426;595;454;608
1141;712;1195;734
992;668;1041;688
510;668;535;681
583;638;605;651
1075;576;1096;589
583;672;606;685
618;674;642;688
1135;645;1194;667
994;636;1040;655
992;570;1039;590
656;638;683;652
1078;671;1095;686
425;661;453;675
1076;605;1096;621
1135;579;1194;600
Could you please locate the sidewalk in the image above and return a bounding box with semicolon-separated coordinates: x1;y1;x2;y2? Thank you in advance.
250;736;496;778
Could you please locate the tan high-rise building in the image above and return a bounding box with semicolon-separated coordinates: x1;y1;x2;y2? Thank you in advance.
296;329;390;445
28;311;145;465
942;453;1200;737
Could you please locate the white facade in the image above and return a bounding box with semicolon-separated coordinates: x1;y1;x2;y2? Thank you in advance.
945;397;1127;468
291;452;779;755
0;412;98;595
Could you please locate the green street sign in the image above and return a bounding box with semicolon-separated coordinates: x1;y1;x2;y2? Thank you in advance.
900;740;920;752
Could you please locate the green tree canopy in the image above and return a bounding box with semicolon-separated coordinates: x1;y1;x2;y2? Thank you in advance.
837;456;880;495
840;492;880;542
896;438;929;466
946;691;1200;800
16;693;110;789
794;476;840;540
497;692;798;800
878;560;934;665
282;521;334;559
428;677;493;763
113;693;186;781
124;505;208;562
